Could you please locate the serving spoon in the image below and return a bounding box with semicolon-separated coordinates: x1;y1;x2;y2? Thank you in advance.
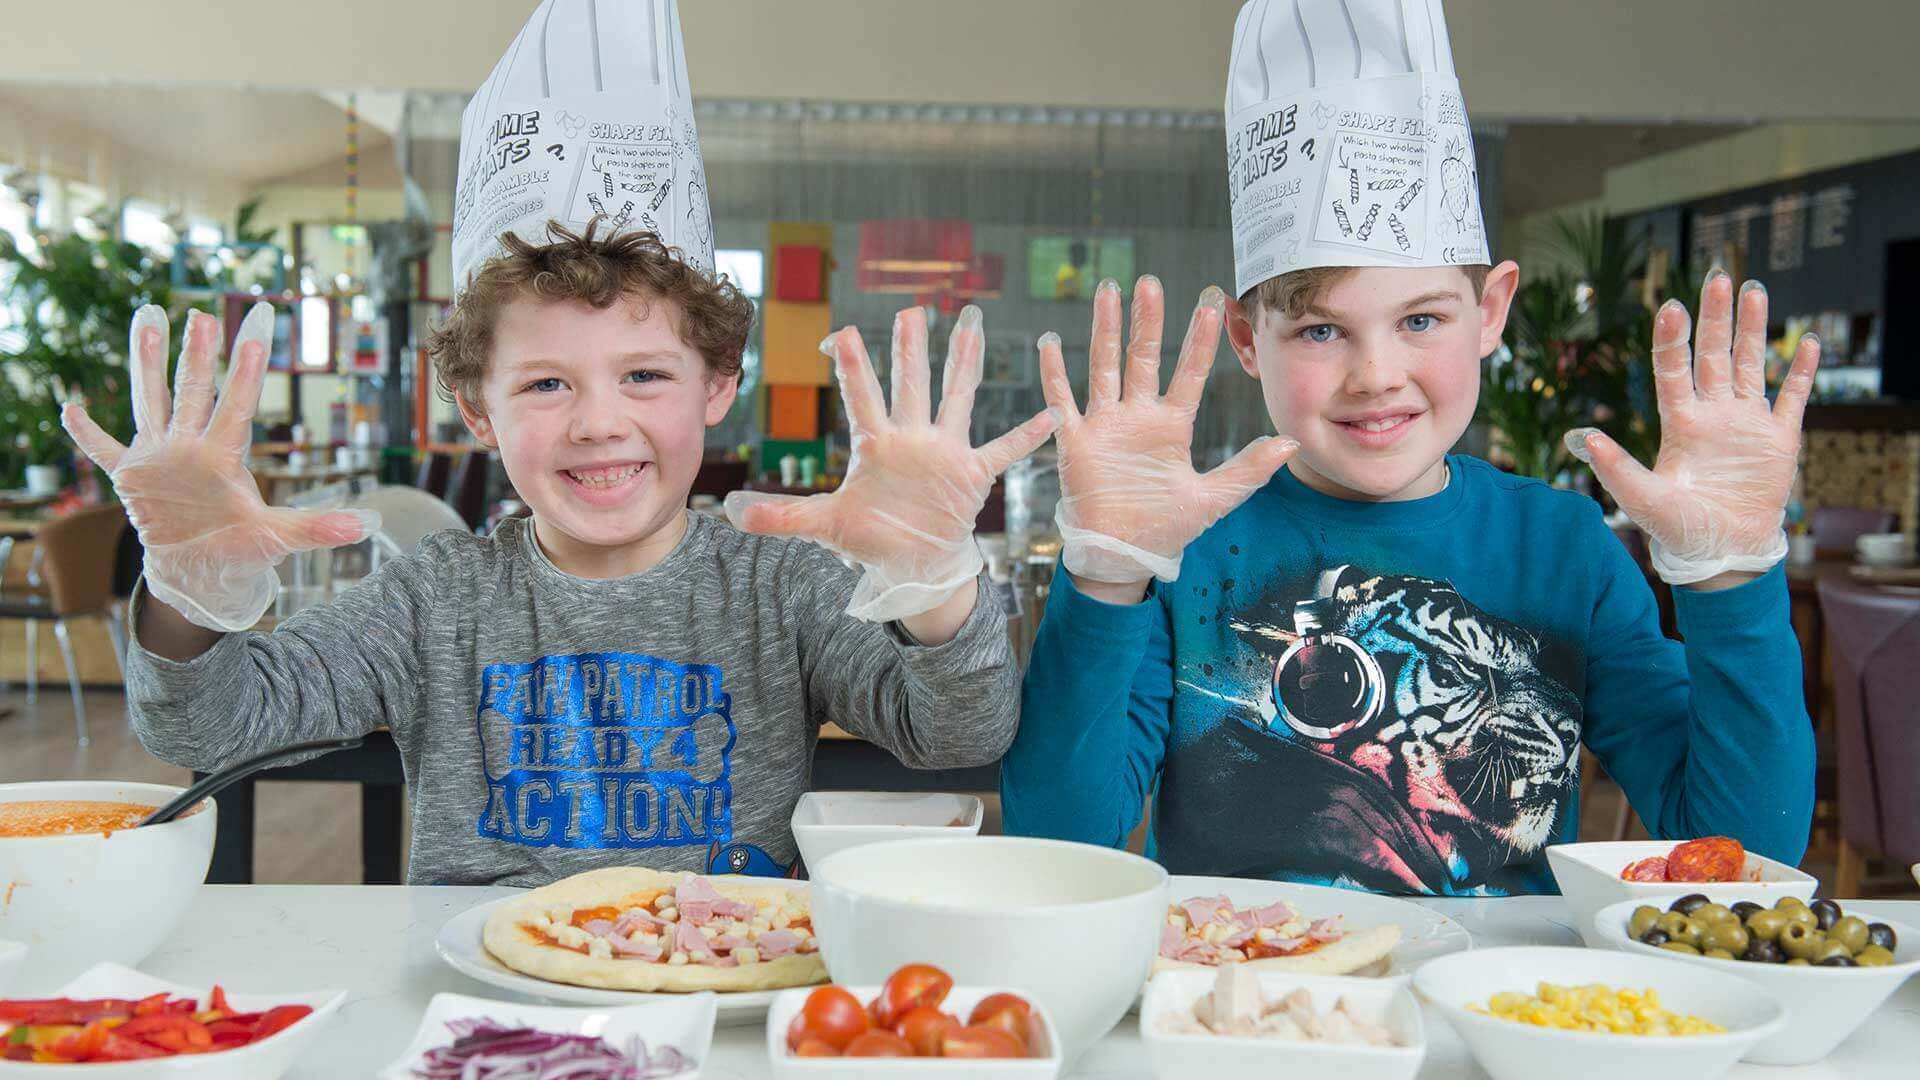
139;736;368;826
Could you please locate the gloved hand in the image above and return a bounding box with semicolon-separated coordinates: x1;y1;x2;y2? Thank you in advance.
1043;276;1298;584
61;304;380;632
1566;272;1819;586
725;305;1055;622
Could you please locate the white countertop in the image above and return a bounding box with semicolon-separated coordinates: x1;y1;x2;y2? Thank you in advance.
10;887;1917;1078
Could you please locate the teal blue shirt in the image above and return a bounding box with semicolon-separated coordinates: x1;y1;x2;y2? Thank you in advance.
1002;455;1813;896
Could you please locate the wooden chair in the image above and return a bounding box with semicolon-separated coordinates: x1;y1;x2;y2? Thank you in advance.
0;503;128;745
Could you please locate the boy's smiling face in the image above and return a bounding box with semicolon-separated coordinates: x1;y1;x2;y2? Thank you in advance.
458;293;737;578
1227;262;1518;503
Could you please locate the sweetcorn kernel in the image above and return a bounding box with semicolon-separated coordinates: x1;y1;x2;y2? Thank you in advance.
1469;982;1724;1037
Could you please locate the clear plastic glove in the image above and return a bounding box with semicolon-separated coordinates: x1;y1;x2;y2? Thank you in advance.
725;305;1055;622
61;304;380;632
1566;272;1819;586
1042;277;1299;584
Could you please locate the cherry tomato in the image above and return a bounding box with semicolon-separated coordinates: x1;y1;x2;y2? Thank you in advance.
845;1030;916;1057
794;1037;840;1057
875;964;954;1026
794;986;870;1050
893;1005;963;1056
968;993;1035;1043
942;1023;1027;1059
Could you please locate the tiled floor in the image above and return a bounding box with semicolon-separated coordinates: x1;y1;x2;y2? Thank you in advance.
2;688;1912;896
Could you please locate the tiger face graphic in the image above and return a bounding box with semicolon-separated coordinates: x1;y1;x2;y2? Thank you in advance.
1232;566;1581;887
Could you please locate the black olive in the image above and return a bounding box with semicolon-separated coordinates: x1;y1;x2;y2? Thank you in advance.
1867;923;1899;952
1641;928;1672;947
1731;901;1764;922
1818;954;1857;967
1744;937;1785;964
1810;899;1842;931
1670;894;1711;915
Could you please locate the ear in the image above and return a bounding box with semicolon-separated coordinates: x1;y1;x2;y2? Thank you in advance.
1225;297;1262;380
455;391;499;449
1476;260;1521;357
704;371;741;426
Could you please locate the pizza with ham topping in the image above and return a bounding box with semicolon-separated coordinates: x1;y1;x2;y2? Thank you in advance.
482;867;829;993
1154;893;1402;977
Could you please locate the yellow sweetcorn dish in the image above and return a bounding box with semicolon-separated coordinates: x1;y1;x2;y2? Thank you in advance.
1471;982;1726;1037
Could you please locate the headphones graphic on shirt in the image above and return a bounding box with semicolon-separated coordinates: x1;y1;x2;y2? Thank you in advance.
1268;567;1387;740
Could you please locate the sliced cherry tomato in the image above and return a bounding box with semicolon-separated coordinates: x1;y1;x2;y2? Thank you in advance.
794;986;869;1050
967;993;1034;1035
845;1030;915;1057
942;1023;1027;1059
793;1037;841;1057
875;964;954;1026
250;1005;313;1043
893;1005;963;1056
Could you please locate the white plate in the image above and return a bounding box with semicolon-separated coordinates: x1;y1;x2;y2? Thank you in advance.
0;962;345;1079
436;878;815;1021
1166;876;1473;976
377;991;715;1079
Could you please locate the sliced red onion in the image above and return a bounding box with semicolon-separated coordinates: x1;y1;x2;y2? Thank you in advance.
411;1020;694;1079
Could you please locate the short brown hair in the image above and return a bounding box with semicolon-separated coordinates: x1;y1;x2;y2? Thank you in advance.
1241;264;1490;322
428;219;755;405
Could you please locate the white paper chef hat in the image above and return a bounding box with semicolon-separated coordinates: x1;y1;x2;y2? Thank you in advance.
1224;0;1489;297
452;0;715;290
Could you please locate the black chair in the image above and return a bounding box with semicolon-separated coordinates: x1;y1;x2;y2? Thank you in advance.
195;731;408;884
449;450;493;530
413;451;454;500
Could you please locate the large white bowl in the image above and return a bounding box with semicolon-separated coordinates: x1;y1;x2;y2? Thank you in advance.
0;962;343;1079
1546;841;1815;947
807;836;1168;1065
1413;946;1784;1080
1139;969;1425;1080
0;941;23;992
790;792;983;875
764;984;1062;1078
0;782;215;976
379;991;716;1079
1592;898;1920;1064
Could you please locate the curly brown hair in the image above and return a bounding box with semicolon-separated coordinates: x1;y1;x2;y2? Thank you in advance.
428;219;755;406
1241;263;1490;321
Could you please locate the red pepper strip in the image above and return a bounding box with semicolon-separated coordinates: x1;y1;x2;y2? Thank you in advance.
96;1032;168;1061
0;1000;137;1026
130;993;172;1018
119;1014;214;1054
250;1005;313;1043
206;1019;255;1045
48;1020;114;1061
209;986;234;1015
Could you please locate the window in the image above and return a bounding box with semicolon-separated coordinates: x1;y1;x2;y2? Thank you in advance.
122;200;176;255
714;248;764;298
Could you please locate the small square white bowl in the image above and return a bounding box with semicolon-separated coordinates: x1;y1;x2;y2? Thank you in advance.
0;962;345;1079
1139;969;1425;1080
1546;842;1816;947
764;984;1062;1078
790;792;984;874
378;991;715;1079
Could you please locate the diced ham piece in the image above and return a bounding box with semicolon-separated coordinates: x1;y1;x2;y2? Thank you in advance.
1159;924;1217;964
673;875;756;924
1307;917;1345;942
1251;901;1296;928
1266;935;1310;953
757;930;802;959
710;934;748;953
1180;895;1233;928
613;909;664;937
581;919;616;937
608;932;662;960
675;919;716;957
1221;927;1255;948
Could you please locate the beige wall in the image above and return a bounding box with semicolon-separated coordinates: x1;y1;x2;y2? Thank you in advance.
9;1;1919;122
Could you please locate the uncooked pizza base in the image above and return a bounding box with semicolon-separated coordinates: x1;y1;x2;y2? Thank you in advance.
482;866;829;993
1153;924;1403;977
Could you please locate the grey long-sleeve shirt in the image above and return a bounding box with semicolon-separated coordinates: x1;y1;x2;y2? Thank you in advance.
124;512;1017;885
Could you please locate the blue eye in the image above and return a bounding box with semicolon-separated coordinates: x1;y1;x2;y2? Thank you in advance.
1405;314;1438;333
625;370;663;384
1300;324;1340;344
524;377;564;393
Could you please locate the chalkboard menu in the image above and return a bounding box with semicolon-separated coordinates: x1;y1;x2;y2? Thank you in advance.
1617;146;1920;340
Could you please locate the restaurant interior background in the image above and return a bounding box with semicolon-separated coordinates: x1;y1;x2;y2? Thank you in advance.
0;0;1915;895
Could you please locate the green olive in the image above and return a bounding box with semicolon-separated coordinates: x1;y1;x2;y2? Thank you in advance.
1657;911;1692;938
1660;941;1702;956
1746;909;1789;942
1776;896;1810;913
1856;946;1896;968
1694;903;1738;927
1787;957;1812;966
1815;940;1855;965
1704;947;1736;960
1703;923;1752;955
1629;905;1664;940
1783;905;1819;931
1679;915;1707;949
1830;916;1870;955
1780;923;1825;960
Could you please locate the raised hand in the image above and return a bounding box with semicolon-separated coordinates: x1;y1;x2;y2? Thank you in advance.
62;304;379;632
1566;271;1818;587
725;305;1055;622
1043;276;1298;586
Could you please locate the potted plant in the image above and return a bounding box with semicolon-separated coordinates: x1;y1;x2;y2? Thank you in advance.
13;396;68;494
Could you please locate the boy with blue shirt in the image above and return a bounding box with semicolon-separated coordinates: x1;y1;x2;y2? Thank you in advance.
1002;0;1818;895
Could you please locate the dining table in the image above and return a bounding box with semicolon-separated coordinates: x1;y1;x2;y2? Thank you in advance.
6;887;1915;1078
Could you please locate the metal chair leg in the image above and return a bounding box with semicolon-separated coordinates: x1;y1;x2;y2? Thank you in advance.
104;603;129;681
54;618;86;747
23;618;36;703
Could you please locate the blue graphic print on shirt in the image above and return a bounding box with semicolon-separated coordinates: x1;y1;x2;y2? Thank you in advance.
475;651;735;849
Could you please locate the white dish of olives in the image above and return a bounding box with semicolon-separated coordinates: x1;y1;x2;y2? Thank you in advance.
1593;897;1920;1065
